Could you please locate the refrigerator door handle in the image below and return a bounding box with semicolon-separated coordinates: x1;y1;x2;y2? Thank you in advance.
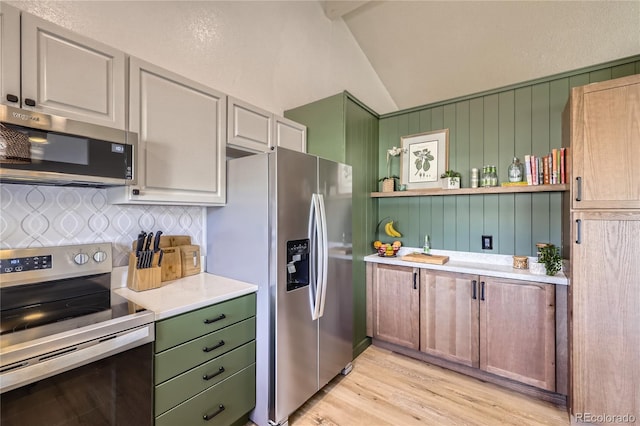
308;194;318;318
316;194;329;318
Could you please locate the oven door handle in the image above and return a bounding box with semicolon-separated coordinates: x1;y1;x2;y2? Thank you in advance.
0;324;153;394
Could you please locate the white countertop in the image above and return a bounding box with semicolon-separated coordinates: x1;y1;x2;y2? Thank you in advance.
112;267;258;320
365;247;569;285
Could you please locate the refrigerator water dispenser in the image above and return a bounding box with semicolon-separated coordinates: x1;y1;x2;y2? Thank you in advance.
286;239;309;291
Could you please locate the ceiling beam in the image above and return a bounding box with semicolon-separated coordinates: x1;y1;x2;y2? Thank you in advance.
321;0;370;20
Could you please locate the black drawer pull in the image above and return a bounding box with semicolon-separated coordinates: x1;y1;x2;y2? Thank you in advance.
472;280;477;300
203;404;225;421
204;314;226;324
480;281;485;301
6;94;18;103
203;366;225;381
203;340;225;353
24;98;36;107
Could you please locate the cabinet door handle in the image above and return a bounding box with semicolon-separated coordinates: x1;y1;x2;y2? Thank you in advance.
413;272;417;290
24;98;36;107
575;177;582;202
480;281;485;301
576;219;582;244
203;404;225;421
203;366;225;381
6;94;18;103
203;314;226;324
472;280;477;300
203;340;225;353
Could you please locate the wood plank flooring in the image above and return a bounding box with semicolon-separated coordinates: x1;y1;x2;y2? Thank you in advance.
285;345;569;426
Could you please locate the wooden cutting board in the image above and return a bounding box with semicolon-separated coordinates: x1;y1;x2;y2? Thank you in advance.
401;253;449;265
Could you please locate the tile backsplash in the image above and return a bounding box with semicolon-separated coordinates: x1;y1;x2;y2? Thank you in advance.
0;184;205;266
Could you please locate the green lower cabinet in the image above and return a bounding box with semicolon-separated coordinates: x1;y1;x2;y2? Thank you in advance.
155;340;256;416
155;317;256;384
153;293;257;426
155;293;257;352
155;364;256;426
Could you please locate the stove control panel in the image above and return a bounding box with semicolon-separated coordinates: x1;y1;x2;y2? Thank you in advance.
0;254;52;274
0;243;112;287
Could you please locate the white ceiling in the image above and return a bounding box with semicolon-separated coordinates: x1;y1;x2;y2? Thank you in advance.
322;0;640;113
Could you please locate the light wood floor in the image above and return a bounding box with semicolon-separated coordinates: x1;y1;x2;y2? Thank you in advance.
285;345;570;426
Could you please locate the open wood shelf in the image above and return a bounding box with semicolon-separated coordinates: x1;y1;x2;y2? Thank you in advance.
371;184;568;198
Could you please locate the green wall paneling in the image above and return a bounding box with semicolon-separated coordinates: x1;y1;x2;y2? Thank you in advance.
285;93;345;163
285;92;378;358
376;55;640;257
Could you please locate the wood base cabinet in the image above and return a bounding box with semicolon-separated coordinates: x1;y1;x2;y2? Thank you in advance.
368;264;558;392
480;276;556;391
421;270;556;391
370;264;419;350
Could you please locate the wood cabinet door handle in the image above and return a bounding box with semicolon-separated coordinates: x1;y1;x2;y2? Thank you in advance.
472;280;477;300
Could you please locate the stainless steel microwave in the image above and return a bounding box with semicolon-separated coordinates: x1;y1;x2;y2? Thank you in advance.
0;105;136;187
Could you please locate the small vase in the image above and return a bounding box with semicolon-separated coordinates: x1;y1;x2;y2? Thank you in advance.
381;178;395;192
441;177;460;189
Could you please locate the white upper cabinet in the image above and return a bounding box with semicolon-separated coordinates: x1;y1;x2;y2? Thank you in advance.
274;115;306;153
227;97;273;153
107;58;226;205
227;96;306;153
0;4;21;107
1;6;126;129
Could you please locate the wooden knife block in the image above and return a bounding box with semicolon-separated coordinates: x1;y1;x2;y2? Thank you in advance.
126;252;161;292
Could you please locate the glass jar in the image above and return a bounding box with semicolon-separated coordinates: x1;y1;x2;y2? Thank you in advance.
508;157;524;182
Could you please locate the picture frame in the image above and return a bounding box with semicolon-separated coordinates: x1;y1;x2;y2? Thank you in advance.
400;129;449;189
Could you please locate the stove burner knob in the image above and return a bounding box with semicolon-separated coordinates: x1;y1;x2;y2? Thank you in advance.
74;253;90;265
93;251;108;263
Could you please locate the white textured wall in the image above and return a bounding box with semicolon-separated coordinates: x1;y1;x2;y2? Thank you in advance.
7;0;397;115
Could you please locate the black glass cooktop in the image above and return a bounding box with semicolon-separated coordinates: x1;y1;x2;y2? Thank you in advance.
0;274;141;348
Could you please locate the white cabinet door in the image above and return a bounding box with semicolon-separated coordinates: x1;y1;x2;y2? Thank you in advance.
0;3;21;107
274;115;306;152
108;58;225;205
227;97;272;153
19;12;125;129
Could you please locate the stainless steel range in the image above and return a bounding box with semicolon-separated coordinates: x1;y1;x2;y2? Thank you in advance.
0;243;154;426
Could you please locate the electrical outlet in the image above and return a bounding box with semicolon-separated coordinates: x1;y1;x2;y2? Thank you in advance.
482;235;493;250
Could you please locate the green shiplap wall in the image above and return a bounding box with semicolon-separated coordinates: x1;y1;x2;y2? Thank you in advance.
377;58;640;256
285;93;379;358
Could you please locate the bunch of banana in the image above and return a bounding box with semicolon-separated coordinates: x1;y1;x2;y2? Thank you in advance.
384;220;402;238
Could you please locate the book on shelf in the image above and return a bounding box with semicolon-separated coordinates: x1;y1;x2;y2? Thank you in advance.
524;154;533;185
552;149;558;184
543;154;550;184
560;147;566;184
501;181;529;187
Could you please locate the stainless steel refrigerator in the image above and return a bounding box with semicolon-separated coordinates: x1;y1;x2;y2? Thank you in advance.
206;148;353;426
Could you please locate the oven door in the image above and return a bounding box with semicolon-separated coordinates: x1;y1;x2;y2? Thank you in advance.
0;323;154;426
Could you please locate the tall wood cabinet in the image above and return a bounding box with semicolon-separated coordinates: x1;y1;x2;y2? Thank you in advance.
0;3;126;129
566;74;640;423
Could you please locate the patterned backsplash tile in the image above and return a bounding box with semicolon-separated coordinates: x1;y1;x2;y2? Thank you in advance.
0;184;205;267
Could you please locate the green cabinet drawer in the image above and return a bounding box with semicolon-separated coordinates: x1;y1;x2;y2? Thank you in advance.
155;364;256;426
155;293;256;353
155;340;256;416
155;317;256;384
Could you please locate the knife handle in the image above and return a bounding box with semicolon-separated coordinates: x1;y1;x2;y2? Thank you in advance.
154;230;163;252
144;232;153;251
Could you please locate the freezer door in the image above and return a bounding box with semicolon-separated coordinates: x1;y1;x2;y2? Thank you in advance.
318;159;353;388
272;148;319;424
